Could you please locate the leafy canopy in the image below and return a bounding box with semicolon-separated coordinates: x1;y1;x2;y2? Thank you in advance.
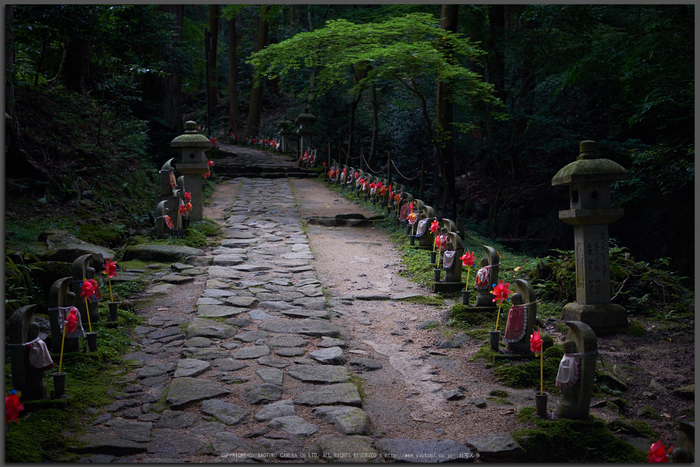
247;12;499;107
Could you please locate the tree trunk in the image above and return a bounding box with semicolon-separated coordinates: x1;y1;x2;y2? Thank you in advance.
368;83;379;168
61;35;91;98
246;5;269;138
207;5;220;117
435;4;458;219
228;15;242;131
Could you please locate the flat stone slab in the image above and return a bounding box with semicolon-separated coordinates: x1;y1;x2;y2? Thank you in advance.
105;419;153;443
212;358;248;371
248;309;277;320
313;406;370;435
201;399;249;426
315;435;378;463
348;357;383;371
75;433;148;455
213;254;247;266
292;297;327;310
288;366;351;384
256;367;284;386
240;384;283;405
294;383;362;407
280;309;330;319
275;347;307;357
135;362;174;380
155;410;201;429
212;432;248;455
122;244;205;262
248;432;304;460
235;330;270;342
184;336;213;348
147;429;206;458
207;265;244;279
376;438;476;463
224;296;258;307
268;415;319;438
221;238;258;248
187;318;238;339
465;433;524;462
232;345;270;359
203;289;238;298
181;348;229;360
197;304;246;318
166;377;232;408
259;319;339;337
309;347;347;365
254;399;296;422
258;356;292;369
267;335;308;348
318;337;347;348
173;359;211;378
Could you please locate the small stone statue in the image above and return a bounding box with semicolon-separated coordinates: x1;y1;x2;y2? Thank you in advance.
474;246;500;307
503;279;538;354
556;321;598;420
9;304;54;400
442;231;465;283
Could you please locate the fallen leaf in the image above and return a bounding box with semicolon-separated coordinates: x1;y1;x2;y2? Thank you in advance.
514;266;521;272
500;408;515;416
157;307;168;311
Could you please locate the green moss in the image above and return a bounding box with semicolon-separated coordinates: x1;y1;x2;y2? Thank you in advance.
449;304;496;326
349;374;367;402
493;345;563;391
637;405;660;420
76;222;128;247
512;407;648;462
625;320;647;337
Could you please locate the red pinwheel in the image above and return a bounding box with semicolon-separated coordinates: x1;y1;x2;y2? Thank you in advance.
491;280;511;305
184;192;192;201
648;440;673;463
81;280;95;300
208;160;214;168
407;211;417;224
434;235;442;247
104;258;117;279
5;390;24;426
530;329;543;356
66;308;78;334
179;204;188;215
460;251;476;268
429;219;440;234
359;178;365;185
205;171;211;179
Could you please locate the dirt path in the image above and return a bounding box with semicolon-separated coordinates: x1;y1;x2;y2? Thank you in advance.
289;178;533;440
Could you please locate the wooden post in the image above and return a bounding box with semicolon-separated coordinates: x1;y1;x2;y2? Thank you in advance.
419;160;425;200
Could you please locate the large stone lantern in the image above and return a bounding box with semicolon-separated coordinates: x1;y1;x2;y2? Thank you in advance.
551;140;628;333
171;121;211;222
294;107;317;157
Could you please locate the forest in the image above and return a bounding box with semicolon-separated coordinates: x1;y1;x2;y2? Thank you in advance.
5;4;694;281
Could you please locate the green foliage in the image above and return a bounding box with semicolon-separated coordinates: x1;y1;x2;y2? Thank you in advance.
398;295;445;306
512;410;647;462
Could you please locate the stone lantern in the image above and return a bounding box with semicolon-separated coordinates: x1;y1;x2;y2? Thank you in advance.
171;121;211;222
294;107;317;159
551;140;628;333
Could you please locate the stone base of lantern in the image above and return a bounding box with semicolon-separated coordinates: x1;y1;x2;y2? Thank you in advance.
431;281;466;294
562;302;627;335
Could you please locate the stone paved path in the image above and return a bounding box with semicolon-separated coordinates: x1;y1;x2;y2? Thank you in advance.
75;150;520;463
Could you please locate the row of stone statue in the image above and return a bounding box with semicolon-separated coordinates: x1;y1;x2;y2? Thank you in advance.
8;253;106;401
325;163;599;421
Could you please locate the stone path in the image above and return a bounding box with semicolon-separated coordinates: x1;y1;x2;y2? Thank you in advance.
74;153;521;463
